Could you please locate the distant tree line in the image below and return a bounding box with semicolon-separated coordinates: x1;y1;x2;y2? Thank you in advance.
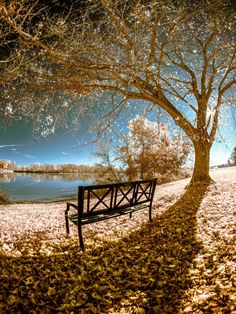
0;161;98;174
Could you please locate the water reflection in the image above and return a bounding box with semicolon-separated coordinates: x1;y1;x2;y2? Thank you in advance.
0;172;93;183
0;172;94;202
0;172;16;183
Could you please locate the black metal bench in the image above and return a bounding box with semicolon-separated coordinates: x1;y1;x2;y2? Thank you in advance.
65;179;157;250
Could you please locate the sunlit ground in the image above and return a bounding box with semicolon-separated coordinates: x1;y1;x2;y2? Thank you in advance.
0;167;235;313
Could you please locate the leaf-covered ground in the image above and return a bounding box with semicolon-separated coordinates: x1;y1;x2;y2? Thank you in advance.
0;167;235;313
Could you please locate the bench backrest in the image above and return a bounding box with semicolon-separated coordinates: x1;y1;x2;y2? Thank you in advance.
77;179;157;217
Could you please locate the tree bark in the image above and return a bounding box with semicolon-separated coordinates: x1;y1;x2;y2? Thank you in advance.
190;141;212;185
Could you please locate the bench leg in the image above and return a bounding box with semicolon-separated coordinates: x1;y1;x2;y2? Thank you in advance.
149;205;152;222
78;223;85;251
65;204;70;237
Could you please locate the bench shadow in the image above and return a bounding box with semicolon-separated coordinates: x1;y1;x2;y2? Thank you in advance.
0;184;209;313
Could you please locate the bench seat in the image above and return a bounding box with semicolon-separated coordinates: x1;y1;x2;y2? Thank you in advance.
68;203;149;225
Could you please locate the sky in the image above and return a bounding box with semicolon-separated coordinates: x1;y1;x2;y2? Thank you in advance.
0;103;235;167
0;121;97;166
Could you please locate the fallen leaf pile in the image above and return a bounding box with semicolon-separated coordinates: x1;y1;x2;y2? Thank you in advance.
0;167;235;313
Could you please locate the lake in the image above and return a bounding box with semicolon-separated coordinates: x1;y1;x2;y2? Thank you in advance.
0;172;94;202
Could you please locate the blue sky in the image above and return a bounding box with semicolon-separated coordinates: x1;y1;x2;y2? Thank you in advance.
0;121;98;166
0;103;235;167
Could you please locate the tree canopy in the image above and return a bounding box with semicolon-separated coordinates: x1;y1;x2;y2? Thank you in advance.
0;0;235;183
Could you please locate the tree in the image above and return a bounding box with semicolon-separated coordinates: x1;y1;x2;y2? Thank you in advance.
0;160;16;171
0;0;235;184
117;116;190;181
93;116;190;182
229;146;236;165
93;138;123;183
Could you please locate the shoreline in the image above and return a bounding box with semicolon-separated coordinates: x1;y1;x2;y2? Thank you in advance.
1;166;235;205
0;197;76;205
0;194;76;205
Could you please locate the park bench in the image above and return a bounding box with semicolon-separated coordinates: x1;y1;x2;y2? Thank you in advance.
65;179;157;250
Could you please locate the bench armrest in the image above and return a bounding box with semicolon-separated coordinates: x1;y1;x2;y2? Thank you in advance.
65;202;78;213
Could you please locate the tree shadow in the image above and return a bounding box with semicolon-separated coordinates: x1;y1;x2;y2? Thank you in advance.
0;184;210;313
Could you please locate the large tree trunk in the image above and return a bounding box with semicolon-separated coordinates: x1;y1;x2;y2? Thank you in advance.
190;141;212;185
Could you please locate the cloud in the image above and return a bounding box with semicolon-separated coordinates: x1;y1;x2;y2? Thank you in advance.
62;152;69;155
3;146;37;159
24;154;37;159
0;144;23;149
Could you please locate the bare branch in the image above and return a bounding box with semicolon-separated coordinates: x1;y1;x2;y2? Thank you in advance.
0;0;235;183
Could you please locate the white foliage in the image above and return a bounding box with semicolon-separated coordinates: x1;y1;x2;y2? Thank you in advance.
119;115;190;180
5;104;13;116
